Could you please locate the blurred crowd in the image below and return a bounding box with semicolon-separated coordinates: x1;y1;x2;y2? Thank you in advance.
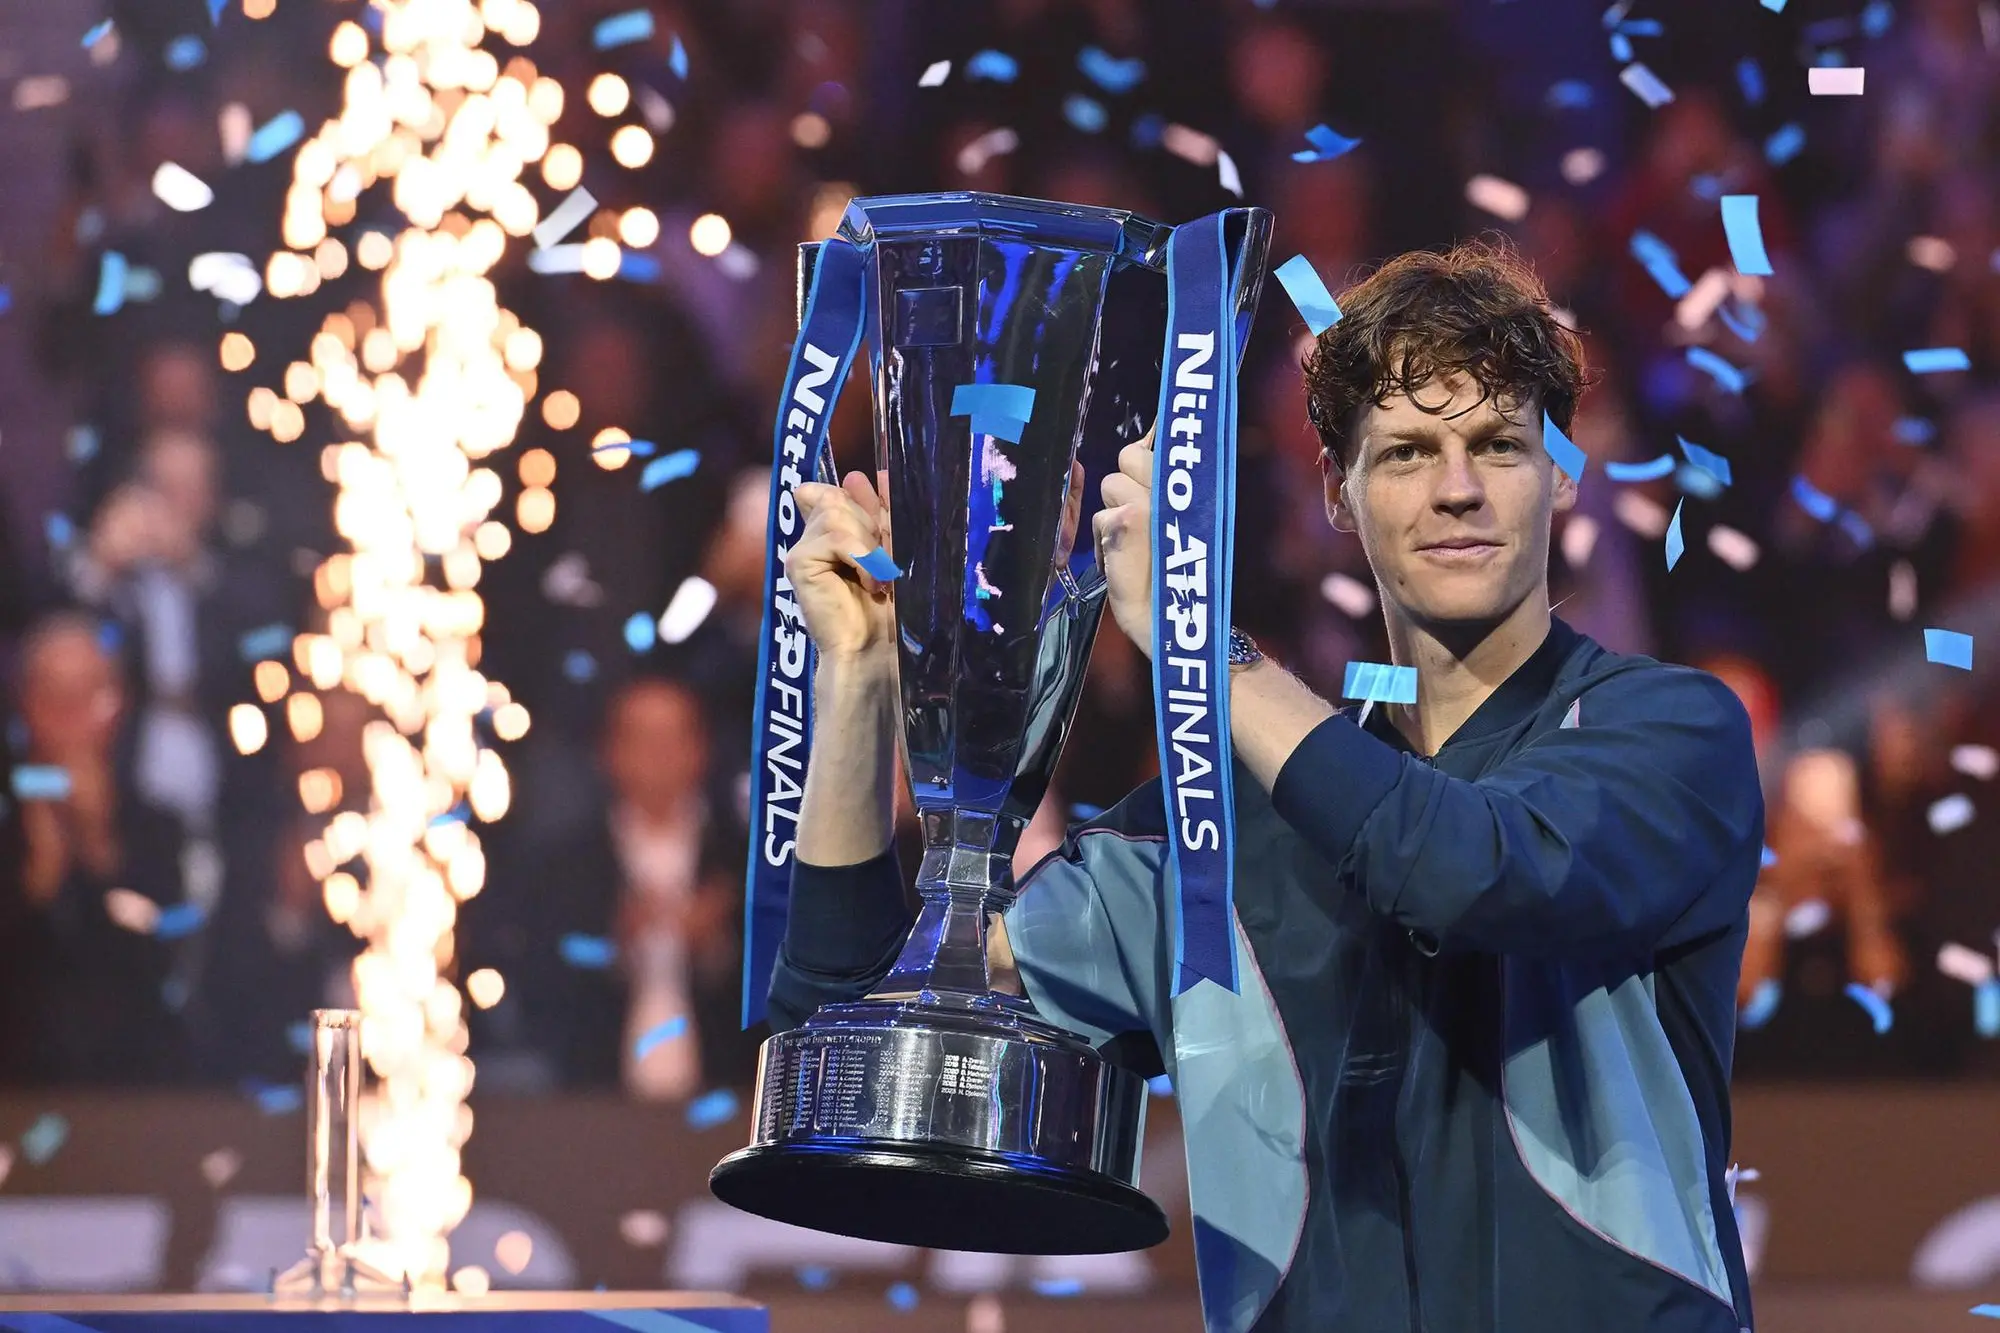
0;0;1997;1095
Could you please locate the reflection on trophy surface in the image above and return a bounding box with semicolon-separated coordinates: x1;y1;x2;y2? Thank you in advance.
711;193;1269;1255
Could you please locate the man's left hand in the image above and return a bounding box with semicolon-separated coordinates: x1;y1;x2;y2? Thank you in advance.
1093;433;1155;660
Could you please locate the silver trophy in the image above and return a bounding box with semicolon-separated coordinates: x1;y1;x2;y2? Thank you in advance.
712;194;1270;1254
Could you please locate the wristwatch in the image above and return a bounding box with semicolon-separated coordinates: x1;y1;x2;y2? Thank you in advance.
1226;625;1264;671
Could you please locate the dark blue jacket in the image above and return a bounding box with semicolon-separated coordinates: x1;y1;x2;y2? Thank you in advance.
770;618;1762;1333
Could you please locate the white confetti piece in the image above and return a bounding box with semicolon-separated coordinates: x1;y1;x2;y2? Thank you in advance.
200;1148;242;1188
1217;150;1243;198
1612;489;1670;540
1889;560;1918;621
1808;67;1865;95
218;102;252;165
13;76;70;111
104;887;162;934
1160;123;1219;167
1938;942;1997;987
494;1230;534;1275
1907;236;1957;273
1784;898;1831;939
620;1209;670;1247
1561;513;1599;568
1954;745;2000;780
189;252;262;305
1319;572;1376;618
918;60;951;87
1465;174;1530;222
1560;147;1605;185
658;576;718;644
533;186;598;250
1706;524;1760;571
527;244;588;275
1619;62;1675;108
151;162;214;212
1675;269;1732;331
1930;793;1975;835
956;127;1018;176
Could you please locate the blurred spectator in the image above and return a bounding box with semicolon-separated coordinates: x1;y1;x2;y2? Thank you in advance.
0;613;189;1085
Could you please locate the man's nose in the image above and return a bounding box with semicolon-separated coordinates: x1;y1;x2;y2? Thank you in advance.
1431;449;1486;515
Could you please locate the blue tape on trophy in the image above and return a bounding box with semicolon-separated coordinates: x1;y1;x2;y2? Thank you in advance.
852;546;904;581
1342;661;1417;705
951;382;1037;443
741;237;869;1027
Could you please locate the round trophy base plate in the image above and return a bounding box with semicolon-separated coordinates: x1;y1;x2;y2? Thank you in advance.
709;1139;1169;1254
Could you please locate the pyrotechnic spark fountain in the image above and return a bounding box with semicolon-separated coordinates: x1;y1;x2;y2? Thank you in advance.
243;0;564;1291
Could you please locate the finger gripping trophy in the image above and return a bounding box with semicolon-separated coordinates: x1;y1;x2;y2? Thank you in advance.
712;192;1270;1255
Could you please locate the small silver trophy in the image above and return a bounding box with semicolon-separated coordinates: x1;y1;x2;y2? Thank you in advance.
271;1009;408;1298
713;193;1270;1255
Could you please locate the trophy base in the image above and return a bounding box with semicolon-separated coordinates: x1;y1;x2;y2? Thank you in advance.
710;998;1166;1255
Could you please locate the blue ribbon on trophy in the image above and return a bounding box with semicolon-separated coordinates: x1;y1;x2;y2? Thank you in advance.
1150;213;1243;997
740;236;868;1027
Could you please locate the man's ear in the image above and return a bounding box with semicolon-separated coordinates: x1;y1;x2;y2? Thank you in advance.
1324;462;1357;533
1552;465;1579;516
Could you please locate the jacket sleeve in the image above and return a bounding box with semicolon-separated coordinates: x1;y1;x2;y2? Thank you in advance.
766;851;914;1033
1003;798;1172;1061
1269;665;1764;958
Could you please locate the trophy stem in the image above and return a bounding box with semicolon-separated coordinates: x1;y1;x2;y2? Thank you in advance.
871;889;997;1000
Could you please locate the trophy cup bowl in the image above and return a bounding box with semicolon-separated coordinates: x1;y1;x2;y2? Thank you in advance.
710;193;1270;1255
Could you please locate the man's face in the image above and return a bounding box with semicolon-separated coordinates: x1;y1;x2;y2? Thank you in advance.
22;626;123;761
1325;372;1574;635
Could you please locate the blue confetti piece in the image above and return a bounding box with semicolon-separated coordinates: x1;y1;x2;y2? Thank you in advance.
639;448;700;492
154;902;207;940
668;33;688;79
1893;416;1935;445
164;35;206;71
1541;410;1587;482
1804;17;1855;43
885;1282;919;1312
237;622;293;662
686;1088;740;1130
1070;802;1106;821
1546;80;1595;110
20;1113;68;1165
1609;31;1634;62
623;612;658;653
207;0;227;24
592;9;655;50
1845;981;1893;1034
1665;499;1686;570
253;1083;303;1115
633;1016;687;1062
795;1266;835;1291
1342;661;1418;705
1764;123;1805;165
1130;113;1164;149
1977;980;2000;1039
1619;62;1675;108
1604;454;1676;482
1761;845;1778;869
562;650;598;683
1925;628;1974;670
1814;48;1850;67
1630;230;1692;299
1062;94;1107;134
93;251;128;316
1720;196;1775;276
82;19;113;47
1032;1278;1086;1298
1791;475;1839;523
1076;46;1145;93
1739;977;1781;1029
1837;510;1874;549
1676;464;1724;501
1736;58;1765;105
429;804;470;827
1686;346;1750;394
97;622;122;656
246;110;304;164
1678;437;1732;486
12;765;73;801
965;49;1018;82
592;438;657;457
1617;17;1662;35
619;251;662;283
45;513;73;549
286;1021;314;1055
1146;1073;1174;1096
1291;122;1362;164
559;933;617;969
1761;0;1786;10
1688;174;1725;203
1860;0;1893;37
1975;1303;2000;1319
852;546;904;581
1273;254;1342;335
1716;296;1766;344
1903;346;1972;375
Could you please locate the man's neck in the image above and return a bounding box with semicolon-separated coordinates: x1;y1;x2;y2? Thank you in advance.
1381;595;1552;756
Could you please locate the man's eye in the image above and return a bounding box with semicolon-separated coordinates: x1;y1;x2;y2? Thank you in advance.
1486;438;1521;455
1385;445;1422;463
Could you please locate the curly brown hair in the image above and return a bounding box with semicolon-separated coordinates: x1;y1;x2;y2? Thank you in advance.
1301;237;1589;472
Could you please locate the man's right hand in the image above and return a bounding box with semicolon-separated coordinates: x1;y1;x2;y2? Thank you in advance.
785;471;897;665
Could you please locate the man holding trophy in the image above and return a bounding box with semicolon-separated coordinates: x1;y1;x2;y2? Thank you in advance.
716;193;1762;1333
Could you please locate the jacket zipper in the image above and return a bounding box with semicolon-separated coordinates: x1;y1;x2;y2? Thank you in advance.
1389;746;1437;1333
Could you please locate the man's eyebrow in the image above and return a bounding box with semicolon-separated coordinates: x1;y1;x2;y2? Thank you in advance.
1369;419;1526;448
